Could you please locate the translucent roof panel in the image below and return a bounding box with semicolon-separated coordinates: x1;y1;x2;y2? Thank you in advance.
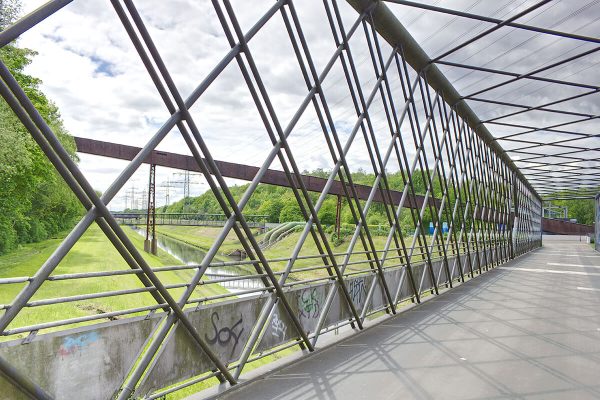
387;0;600;199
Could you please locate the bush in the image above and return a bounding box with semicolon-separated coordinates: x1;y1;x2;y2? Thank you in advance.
28;219;48;243
279;203;304;223
317;200;337;225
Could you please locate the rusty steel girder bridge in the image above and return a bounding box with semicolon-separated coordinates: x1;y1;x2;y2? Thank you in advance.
0;0;598;399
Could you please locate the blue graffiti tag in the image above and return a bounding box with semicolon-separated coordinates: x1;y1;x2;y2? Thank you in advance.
58;332;100;357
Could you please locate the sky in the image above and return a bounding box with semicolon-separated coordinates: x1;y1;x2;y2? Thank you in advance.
14;0;600;208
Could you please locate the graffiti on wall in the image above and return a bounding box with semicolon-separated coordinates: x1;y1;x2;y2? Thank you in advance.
270;311;287;340
298;288;321;319
205;311;244;358
347;277;368;306
57;332;99;358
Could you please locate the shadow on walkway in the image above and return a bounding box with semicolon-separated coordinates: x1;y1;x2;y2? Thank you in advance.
214;243;600;400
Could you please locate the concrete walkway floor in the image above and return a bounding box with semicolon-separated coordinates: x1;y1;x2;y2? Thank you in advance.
216;238;600;400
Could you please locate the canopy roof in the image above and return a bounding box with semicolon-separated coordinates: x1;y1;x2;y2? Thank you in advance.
380;0;600;200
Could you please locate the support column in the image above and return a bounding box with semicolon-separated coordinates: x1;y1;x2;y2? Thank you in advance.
510;172;518;259
144;164;157;255
335;194;343;238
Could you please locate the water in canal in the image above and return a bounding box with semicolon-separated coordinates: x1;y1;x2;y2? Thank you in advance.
130;227;265;293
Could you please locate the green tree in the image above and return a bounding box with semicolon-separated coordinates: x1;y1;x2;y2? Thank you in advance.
0;1;82;254
550;197;595;225
279;203;303;223
317;199;337;226
258;199;284;223
160;169;445;237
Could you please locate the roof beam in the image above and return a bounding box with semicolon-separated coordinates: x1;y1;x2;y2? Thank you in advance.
490;116;600;140
437;60;598;92
473;89;600;123
464;47;600;99
347;0;540;199
383;0;600;45
429;0;552;62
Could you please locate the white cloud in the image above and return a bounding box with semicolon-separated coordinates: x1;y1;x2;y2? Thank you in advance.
13;0;600;205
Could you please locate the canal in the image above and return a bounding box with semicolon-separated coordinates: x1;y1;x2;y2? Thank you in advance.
130;227;265;293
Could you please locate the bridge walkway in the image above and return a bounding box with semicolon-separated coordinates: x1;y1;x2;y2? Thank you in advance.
211;237;600;400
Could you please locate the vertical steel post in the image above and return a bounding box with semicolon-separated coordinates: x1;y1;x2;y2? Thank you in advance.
335;195;343;239
144;163;157;255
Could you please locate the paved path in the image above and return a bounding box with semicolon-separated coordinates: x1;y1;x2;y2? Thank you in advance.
217;238;600;400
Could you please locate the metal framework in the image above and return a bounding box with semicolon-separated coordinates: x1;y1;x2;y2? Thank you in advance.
381;0;600;200
143;164;157;255
0;0;552;399
73;136;434;208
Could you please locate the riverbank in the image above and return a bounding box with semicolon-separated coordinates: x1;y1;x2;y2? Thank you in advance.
0;224;228;340
155;225;247;256
154;225;403;281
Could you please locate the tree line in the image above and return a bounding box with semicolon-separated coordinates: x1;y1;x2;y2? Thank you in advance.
0;2;82;255
162;168;444;235
161;169;597;233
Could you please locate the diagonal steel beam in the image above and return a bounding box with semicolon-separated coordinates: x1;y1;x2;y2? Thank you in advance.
0;0;73;46
0;61;237;385
429;0;553;63
0;355;53;400
437;60;599;92
463;47;600;99
383;0;600;45
346;0;540;201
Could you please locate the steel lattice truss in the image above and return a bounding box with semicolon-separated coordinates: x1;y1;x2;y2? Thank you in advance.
383;0;600;200
0;1;546;399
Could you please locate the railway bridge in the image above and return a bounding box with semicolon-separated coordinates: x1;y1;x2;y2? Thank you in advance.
0;0;598;399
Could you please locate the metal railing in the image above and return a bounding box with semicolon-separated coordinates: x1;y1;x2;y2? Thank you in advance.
112;212;268;227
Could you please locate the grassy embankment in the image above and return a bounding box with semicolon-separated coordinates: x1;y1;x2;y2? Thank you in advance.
0;224;227;340
0;224;299;399
154;225;444;281
0;224;464;399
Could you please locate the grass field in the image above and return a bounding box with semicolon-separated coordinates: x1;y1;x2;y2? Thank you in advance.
0;222;473;399
154;224;433;282
0;225;308;400
155;225;245;255
0;224;304;399
0;223;227;340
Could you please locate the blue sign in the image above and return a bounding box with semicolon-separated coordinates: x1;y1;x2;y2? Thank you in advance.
429;222;434;235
